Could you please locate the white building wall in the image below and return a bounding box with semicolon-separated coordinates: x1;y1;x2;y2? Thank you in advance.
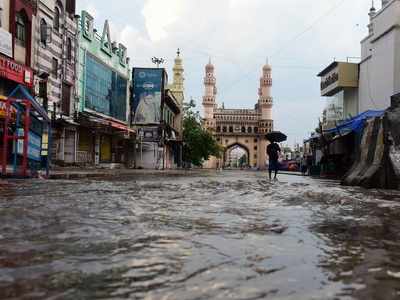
343;88;359;118
359;30;397;112
359;1;400;112
0;0;10;31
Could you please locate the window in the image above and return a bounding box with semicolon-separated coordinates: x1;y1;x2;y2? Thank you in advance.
40;19;47;45
52;58;58;77
84;54;127;121
15;13;26;44
62;83;71;116
67;38;72;60
54;7;60;31
223;126;227;133
248;127;252;133
241;127;246;133
229;126;233;133
216;126;221;132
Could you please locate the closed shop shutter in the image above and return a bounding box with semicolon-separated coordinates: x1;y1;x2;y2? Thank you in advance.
100;135;112;162
78;128;91;152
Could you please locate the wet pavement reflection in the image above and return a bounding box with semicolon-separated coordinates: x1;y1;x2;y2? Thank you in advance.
1;171;400;299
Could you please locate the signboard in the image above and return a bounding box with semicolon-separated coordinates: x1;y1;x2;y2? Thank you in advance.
0;55;34;87
0;28;12;58
137;127;160;142
0;98;17;119
132;68;165;125
318;62;358;97
16;129;42;161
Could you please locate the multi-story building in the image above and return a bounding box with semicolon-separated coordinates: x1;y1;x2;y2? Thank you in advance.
76;10;133;166
359;0;400;112
0;0;54;177
202;60;274;169
0;0;36;98
132;51;184;170
317;61;359;130
32;0;78;165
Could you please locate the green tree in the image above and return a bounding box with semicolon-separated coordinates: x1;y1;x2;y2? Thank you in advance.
183;99;222;166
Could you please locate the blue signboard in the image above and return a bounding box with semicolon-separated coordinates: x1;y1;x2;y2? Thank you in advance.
15;129;42;161
132;68;165;124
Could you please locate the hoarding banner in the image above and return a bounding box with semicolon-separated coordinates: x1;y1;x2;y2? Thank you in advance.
0;28;12;58
137;127;160;142
133;68;164;124
16;129;42;161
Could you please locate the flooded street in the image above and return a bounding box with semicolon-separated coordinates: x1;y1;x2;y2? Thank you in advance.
1;171;400;300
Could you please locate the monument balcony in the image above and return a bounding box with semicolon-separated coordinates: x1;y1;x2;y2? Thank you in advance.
260;78;272;86
204;77;216;85
259;97;273;105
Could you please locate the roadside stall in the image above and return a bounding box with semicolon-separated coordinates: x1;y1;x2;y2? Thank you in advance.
1;85;51;178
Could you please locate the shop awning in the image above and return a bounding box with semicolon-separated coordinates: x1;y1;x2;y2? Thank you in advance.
5;84;51;123
324;110;385;134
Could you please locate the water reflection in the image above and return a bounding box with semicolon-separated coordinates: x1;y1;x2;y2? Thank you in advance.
1;172;400;299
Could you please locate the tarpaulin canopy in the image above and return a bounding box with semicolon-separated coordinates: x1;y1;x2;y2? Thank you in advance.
324;110;385;134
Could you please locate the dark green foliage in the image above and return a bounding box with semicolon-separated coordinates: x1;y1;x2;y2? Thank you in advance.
183;100;222;166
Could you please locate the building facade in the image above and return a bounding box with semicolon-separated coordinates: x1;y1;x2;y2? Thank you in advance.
132;51;184;169
76;10;133;166
0;0;36;98
0;0;54;177
318;61;359;130
203;61;274;169
359;0;400;112
32;0;78;165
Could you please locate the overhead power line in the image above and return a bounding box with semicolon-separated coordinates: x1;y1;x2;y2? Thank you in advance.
218;0;349;96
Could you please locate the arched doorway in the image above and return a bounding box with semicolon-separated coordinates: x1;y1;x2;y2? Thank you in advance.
224;143;250;169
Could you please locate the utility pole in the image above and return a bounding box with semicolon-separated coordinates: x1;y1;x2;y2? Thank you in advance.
151;57;165;68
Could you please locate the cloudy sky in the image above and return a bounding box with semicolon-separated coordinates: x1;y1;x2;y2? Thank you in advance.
77;0;378;146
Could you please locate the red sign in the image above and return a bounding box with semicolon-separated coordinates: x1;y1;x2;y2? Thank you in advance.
0;55;33;87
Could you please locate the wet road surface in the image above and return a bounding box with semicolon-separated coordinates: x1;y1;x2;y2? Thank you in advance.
1;171;400;300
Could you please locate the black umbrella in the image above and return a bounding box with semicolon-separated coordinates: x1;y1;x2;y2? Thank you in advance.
266;131;287;143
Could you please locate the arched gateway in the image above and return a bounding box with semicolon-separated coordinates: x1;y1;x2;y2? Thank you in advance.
202;60;274;170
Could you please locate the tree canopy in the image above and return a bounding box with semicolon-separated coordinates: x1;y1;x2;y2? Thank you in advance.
182;100;223;166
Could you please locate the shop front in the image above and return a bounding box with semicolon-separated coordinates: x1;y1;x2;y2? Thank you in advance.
0;53;52;177
77;113;134;167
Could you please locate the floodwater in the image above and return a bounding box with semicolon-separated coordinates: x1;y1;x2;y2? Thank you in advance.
1;171;400;300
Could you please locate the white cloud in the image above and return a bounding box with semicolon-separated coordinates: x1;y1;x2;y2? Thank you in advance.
142;0;185;41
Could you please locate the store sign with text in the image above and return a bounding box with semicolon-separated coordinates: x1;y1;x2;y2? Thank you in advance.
137;127;160;142
0;99;17;119
0;28;12;58
0;55;33;87
15;129;42;161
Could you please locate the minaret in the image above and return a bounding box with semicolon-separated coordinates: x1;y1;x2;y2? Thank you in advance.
169;49;185;139
258;60;273;133
171;48;185;106
202;59;217;129
368;1;376;35
257;60;274;170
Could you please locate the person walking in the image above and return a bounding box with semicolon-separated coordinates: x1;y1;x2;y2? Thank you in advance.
267;142;281;181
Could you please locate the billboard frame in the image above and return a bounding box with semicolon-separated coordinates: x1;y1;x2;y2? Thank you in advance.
131;67;168;126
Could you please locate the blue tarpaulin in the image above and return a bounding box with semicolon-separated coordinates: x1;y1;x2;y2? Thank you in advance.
324;110;385;134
